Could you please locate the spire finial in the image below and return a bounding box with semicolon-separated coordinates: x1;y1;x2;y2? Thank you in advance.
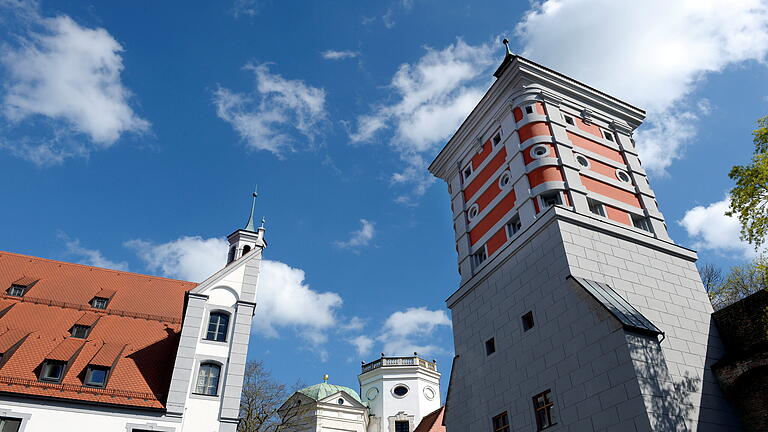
244;186;258;232
323;374;329;383
260;216;266;229
502;38;512;56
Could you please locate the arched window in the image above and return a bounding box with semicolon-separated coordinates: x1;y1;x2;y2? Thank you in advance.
195;362;221;396
242;245;252;255
227;246;236;263
206;312;229;342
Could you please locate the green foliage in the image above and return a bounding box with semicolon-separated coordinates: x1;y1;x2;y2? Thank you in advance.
702;257;768;310
727;116;768;248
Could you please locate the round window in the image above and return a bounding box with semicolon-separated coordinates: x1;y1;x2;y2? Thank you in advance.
575;154;589;169
393;385;409;397
616;169;631;183
366;387;379;401
468;204;479;220
337;398;344;405
530;145;549;159
424;386;435;400
499;171;511;188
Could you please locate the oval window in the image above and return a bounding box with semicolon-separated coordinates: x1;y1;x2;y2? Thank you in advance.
468;204;479;221
499;171;511;188
393;385;409;397
424;387;435;400
366;387;379;401
575;154;589;169
616;169;631;183
337;398;344;405
530;145;549;159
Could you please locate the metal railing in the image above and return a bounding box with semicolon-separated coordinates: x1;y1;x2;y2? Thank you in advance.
361;355;437;373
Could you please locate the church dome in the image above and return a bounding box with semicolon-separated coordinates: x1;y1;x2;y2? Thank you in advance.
298;382;363;405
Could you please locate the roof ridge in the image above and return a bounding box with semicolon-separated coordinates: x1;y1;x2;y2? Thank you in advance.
0;251;198;286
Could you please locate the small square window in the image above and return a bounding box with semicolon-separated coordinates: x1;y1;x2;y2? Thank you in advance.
91;297;109;309
492;411;510;432
85;366;109;388
603;131;614;142
463;164;473;180
540;191;562;208
525;105;534;114
395;421;410;432
522;311;534;331
485;338;496;356
587;198;606;217
631;215;653;233
471;248;487;268
533;390;556;430
506;214;522;237
70;325;90;339
7;285;25;297
493;133;502;146
563;115;574;126
40;360;65;382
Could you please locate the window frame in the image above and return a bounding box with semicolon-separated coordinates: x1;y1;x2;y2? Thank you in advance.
540;191;562;208
91;297;109;310
463;164;473;180
506;214;522;238
467;204;480;221
392;384;410;398
485;337;496;356
524;105;534;115
603;130;614;142
205;311;230;342
394;420;410;432
471;246;488;269
563;114;575;126
574;153;590;169
631;214;653;233
522;311;535;331
70;325;90;339
615;169;632;184
587;198;606;217
532;390;556;430
498;171;511;189
84;365;110;388
492;133;502;146
492;411;510;432
529;144;550;160
6;285;25;297
194;362;222;397
39;360;66;383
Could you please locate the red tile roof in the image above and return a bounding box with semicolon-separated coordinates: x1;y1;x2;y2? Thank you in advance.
414;406;445;432
0;251;197;409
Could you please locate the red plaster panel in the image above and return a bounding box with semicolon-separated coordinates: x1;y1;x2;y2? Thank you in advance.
471;140;492;169
605;204;631;225
469;191;517;245
568;131;624;164
534;101;546;115
463;148;507;201
584;156;623;179
575;117;602;137
527;166;564;188
513;107;523;122
486;227;508;256
518;122;552;143
581;176;642;208
475;181;501;211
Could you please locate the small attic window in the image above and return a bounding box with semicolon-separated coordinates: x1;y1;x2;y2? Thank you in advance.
70;325;90;339
91;297;109;310
85;366;110;388
40;360;65;382
337;398;345;405
7;285;25;297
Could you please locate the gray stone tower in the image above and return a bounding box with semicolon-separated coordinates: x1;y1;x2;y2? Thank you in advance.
428;48;741;431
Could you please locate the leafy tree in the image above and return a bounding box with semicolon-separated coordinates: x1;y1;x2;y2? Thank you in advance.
703;258;768;310
238;360;308;432
727;116;768;248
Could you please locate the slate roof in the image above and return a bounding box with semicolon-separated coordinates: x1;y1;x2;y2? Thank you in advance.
0;251;197;409
569;276;663;336
297;382;363;404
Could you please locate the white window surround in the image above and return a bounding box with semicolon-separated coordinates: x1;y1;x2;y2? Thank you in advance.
615;169;631;184
467;204;480;221
189;356;227;400
530;144;550;159
603;130;614;142
563;114;575;126
574;153;590;169
498;171;512;189
524;105;534;115
463;164;473;180
125;423;176;432
391;384;410;399
0;408;30;432
200;305;235;345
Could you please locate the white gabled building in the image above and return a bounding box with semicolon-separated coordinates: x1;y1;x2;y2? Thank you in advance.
0;193;266;432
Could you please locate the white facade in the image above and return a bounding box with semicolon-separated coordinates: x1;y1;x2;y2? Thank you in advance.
359;356;441;432
281;391;369;432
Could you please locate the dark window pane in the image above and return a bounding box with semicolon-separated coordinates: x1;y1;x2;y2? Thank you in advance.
0;417;21;432
71;325;90;339
86;367;108;387
206;312;229;342
395;421;409;432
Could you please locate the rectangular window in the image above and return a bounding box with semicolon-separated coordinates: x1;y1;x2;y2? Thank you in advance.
563;115;574;126
195;363;221;396
40;360;65;382
603;130;614;142
91;297;109;309
463;164;473;180
525;105;534;114
522;311;534;331
6;285;25;297
395;421;409;432
631;214;653;232
84;366;109;388
492;412;510;432
471;248;487;268
0;417;22;432
533;390;556;430
587;198;606;217
485;338;496;356
70;325;90;339
506;214;522;237
540;191;562;208
493;133;502;146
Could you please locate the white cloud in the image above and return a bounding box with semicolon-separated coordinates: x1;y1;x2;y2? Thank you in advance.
232;0;259;17
335;219;375;250
126;235;343;356
377;307;452;357
678;196;759;258
348;335;374;357
348;39;494;199
59;234;129;271
516;0;768;175
0;5;149;165
321;50;359;60
213;63;327;156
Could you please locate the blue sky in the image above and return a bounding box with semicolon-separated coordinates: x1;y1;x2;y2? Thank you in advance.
1;0;768;398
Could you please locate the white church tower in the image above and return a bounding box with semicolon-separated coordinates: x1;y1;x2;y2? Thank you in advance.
358;354;441;432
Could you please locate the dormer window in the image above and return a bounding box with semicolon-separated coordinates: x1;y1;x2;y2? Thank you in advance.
7;285;25;297
91;297;109;310
70;325;90;339
40;360;65;382
84;366;110;388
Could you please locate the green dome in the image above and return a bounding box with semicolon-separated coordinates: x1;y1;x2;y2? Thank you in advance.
298;382;362;405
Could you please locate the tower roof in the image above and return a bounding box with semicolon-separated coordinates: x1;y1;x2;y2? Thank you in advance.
243;187;259;232
297;382;363;404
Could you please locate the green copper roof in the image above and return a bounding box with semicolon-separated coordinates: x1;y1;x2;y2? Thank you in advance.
297;382;362;404
244;188;258;232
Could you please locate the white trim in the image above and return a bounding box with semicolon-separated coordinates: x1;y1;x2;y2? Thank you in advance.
467;204;480;221
615;168;632;184
498;171;512;189
0;407;31;432
530;144;550;159
574;153;590;170
390;384;410;399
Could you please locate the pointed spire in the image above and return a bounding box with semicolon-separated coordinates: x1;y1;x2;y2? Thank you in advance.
502;38;513;56
244;186;258;232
